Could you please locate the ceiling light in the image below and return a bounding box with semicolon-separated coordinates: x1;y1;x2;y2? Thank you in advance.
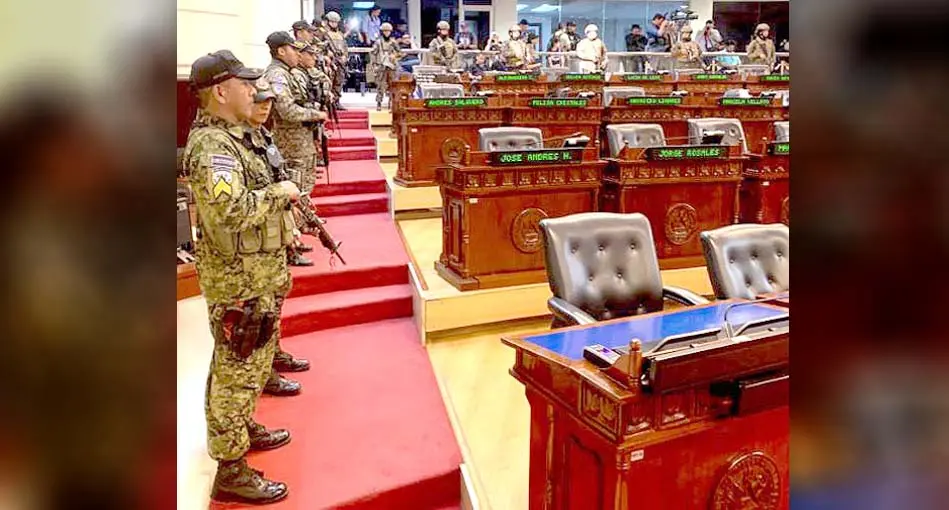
353;1;375;9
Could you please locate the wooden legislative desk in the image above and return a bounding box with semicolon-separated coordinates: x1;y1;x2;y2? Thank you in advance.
396;97;505;187
435;146;606;290
507;97;604;147
600;145;745;269
740;142;790;225
603;96;788;154
674;73;747;96
743;74;791;95
606;74;677;95
472;74;550;105
502;300;789;510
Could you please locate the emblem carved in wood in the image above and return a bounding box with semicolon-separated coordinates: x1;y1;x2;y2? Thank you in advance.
710;452;781;510
511;208;549;253
440;137;468;164
581;384;618;432
665;203;698;245
780;197;789;225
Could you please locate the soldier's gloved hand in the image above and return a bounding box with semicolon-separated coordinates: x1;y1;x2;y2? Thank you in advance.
312;111;328;121
277;181;301;202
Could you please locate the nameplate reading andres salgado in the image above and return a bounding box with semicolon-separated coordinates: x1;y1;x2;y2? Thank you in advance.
490;149;583;166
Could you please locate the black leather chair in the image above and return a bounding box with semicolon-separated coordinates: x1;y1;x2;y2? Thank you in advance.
540;212;709;328
700;223;789;300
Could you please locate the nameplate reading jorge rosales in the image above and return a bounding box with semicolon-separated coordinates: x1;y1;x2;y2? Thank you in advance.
645;146;727;160
490;149;583;166
424;97;488;108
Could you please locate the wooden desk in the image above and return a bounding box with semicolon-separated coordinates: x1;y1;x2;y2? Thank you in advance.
435;147;606;290
607;74;676;96
674;73;747;96
396;97;505;187
472;74;550;105
389;74;416;137
740;142;790;225
743;74;790;95
503;301;789;510
507;97;604;147
600;145;745;269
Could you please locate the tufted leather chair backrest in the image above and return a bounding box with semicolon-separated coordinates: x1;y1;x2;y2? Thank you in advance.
478;127;544;152
602;86;646;106
418;83;465;98
605;123;666;157
688;117;748;153
774;121;789;142
700;223;789;300
723;88;753;98
541;212;664;321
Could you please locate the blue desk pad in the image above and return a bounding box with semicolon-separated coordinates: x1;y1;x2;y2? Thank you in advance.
522;303;787;361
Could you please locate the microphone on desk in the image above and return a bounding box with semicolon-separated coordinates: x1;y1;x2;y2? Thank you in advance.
720;293;790;339
576;91;596;99
670;90;689;97
475;90;496;96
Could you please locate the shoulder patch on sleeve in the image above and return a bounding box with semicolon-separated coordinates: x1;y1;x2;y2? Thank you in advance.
207;154;237;198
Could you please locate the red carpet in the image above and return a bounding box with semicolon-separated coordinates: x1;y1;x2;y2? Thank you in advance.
208;109;463;509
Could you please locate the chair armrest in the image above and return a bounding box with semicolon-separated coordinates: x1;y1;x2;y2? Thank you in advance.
662;286;710;306
548;297;597;327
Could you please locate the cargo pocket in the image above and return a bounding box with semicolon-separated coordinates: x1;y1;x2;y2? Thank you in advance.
260;215;283;251
237;228;262;253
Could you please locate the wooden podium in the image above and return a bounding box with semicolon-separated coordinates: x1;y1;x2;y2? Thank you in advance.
507;97;604;147
503;300;789;510
743;74;790;95
740;142;789;225
600;145;745;269
396;96;505;187
435;146;606;290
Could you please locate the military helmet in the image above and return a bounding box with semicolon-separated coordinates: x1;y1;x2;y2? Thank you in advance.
325;11;341;22
509;24;520;33
584;24;598;34
680;25;693;33
756;23;770;32
381;22;393;31
436;20;450;30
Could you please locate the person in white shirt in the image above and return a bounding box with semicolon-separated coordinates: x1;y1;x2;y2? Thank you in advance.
696;19;723;52
575;24;608;72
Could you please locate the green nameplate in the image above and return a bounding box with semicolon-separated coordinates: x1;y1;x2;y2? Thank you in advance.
692;74;730;81
760;74;790;82
623;74;663;81
626;97;682;106
529;98;589;108
496;74;535;82
645;146;727;161
561;73;604;82
720;97;772;107
769;142;789;155
424;97;487;108
491;149;583;166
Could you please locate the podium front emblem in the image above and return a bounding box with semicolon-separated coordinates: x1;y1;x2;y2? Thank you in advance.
711;451;781;510
440;137;467;164
665;203;698;245
512;208;549;253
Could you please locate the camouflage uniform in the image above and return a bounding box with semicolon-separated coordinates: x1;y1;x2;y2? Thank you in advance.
428;35;460;69
183;111;294;461
369;34;401;107
671;28;703;69
326;25;349;99
263;58;323;232
502;37;528;70
747;36;776;67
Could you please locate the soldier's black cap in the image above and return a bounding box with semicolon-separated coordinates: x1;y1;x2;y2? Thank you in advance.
292;20;314;31
519;19;529;25
566;21;576;26
370;5;381;11
189;50;262;90
266;31;306;50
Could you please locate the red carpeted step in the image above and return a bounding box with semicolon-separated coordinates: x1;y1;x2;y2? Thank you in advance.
311;192;388;217
336;109;370;119
288;213;408;297
329;145;378;161
312;161;387;197
327;129;377;148
231;318;462;510
280;284;413;337
328;118;370;130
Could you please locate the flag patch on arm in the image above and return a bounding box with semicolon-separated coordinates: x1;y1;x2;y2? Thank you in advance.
208;154;237;198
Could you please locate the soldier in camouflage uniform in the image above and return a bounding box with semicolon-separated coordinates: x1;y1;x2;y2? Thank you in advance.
183;50;297;504
324;11;349;107
264;31;327;275
429;20;460;69
747;23;776;68
369;22;401;111
670;25;703;70
291;19;314;44
502;24;528;71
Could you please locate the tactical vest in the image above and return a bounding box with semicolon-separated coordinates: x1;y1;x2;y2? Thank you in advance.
193;125;294;256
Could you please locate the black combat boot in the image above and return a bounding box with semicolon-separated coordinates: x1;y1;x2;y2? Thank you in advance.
296;242;314;253
273;349;311;372
376;99;382;111
264;371;302;396
248;420;291;451
210;458;288;504
287;248;314;267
